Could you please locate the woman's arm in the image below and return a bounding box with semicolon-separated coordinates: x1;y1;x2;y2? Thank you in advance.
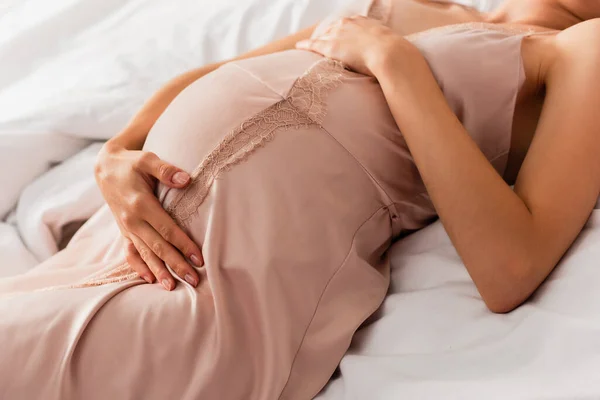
371;20;600;313
111;24;317;150
97;24;316;290
299;17;600;313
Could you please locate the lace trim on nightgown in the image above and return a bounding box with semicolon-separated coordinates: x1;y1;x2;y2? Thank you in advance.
165;0;392;225
73;262;139;288
31;261;138;292
49;2;390;290
165;58;348;225
45;58;349;291
405;21;556;42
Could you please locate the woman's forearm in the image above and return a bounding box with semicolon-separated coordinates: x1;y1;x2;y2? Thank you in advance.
373;56;539;312
111;63;222;150
293;18;540;311
110;24;317;151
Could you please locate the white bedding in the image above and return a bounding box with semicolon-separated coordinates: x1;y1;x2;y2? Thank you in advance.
316;212;600;399
3;0;600;398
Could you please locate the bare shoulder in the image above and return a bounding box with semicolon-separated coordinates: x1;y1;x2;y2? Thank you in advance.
535;18;600;92
556;18;600;41
552;18;600;61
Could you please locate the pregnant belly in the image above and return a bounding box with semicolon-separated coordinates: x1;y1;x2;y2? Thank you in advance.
129;43;413;400
142;49;370;221
144;50;324;176
138;50;393;400
139;48;391;287
142;47;430;234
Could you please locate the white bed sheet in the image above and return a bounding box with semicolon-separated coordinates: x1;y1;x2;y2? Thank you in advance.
0;221;38;278
317;210;600;399
3;0;600;399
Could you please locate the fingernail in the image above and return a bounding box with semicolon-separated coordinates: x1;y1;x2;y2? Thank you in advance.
190;254;203;267
296;40;309;48
143;275;153;284
161;279;173;291
172;171;190;185
184;274;198;287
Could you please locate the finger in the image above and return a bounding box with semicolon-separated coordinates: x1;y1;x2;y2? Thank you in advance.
124;238;154;284
137;222;200;287
130;233;176;291
296;39;332;56
324;16;361;34
296;39;312;49
137;151;191;188
322;18;344;35
145;203;204;267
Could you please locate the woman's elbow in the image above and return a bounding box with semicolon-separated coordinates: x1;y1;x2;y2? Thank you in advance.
483;296;524;314
478;257;540;314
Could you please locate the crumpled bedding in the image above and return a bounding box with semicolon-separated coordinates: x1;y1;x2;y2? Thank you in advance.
316;208;600;399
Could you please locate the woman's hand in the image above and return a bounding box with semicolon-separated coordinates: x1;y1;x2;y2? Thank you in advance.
296;16;426;80
95;141;203;291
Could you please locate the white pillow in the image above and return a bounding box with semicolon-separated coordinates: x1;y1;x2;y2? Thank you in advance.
0;0;502;142
478;0;506;11
0;0;349;141
0;0;502;140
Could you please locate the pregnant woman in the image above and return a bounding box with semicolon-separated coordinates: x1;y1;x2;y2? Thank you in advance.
2;0;600;398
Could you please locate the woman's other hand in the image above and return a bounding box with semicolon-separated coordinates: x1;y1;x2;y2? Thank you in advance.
296;16;425;80
95;141;203;291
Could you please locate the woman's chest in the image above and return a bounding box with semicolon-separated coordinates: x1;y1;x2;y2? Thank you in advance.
388;0;484;34
408;26;554;185
505;35;555;184
505;91;545;184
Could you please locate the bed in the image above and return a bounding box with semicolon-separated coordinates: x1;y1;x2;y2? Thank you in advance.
2;0;600;398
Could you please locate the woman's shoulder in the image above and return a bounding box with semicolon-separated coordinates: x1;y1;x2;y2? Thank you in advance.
557;18;600;40
535;19;600;85
551;18;600;63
